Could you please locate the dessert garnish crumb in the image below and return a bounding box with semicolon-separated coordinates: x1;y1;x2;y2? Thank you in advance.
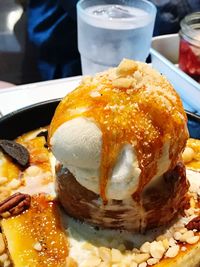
33;241;42;251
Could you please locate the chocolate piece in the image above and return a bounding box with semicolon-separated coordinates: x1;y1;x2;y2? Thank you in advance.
0;140;29;167
0;192;31;217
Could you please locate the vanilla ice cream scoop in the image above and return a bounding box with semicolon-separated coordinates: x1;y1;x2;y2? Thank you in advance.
51;117;102;170
51;117;141;200
49;59;188;202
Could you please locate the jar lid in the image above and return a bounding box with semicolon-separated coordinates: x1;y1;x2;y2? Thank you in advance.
180;12;200;47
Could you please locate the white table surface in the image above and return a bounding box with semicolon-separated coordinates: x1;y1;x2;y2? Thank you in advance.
0;76;81;116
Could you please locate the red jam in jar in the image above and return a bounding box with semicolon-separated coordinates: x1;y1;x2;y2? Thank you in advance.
179;12;200;83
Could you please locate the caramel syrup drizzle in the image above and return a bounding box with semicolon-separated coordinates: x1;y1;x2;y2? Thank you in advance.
49;73;188;202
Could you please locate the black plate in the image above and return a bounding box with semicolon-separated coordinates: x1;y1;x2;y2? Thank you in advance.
0;99;199;140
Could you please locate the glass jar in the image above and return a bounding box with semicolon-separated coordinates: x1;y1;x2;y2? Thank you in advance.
179;12;200;83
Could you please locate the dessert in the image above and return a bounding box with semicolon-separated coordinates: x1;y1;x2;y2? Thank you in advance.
0;127;199;267
0;59;199;267
49;59;189;231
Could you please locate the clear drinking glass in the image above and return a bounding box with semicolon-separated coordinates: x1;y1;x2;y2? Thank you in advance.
77;0;157;75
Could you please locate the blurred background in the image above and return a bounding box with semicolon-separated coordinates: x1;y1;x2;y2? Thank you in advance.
0;0;41;84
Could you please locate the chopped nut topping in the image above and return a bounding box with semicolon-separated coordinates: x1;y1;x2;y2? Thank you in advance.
162;239;169;250
85;255;101;266
149;241;165;259
116;58;137;76
133;253;150;264
168;237;177;247
7;179;21;190
147;258;159;265
181;246;187;251
138;262;147;267
182;147;195;163
165;245;179;258
33;242;42;251
180;230;194;242
140;242;150;253
186;236;200;244
112;77;133;89
90;91;101;98
111;248;123;263
173;231;182;240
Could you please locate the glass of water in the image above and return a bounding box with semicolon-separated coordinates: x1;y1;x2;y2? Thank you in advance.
77;0;157;75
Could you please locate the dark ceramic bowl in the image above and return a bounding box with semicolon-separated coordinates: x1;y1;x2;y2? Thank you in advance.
0;99;199;140
0;99;60;140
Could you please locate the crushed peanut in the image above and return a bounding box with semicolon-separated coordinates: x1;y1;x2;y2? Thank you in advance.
182;147;195;163
112;77;133;89
149;241;165;259
147;258;159;265
85;255;101;266
165;245;180;258
168;238;177;247
185;236;200;244
138;262;147;267
116;58;137;76
7;179;21;190
90;91;101;98
111;248;123;263
181;246;187;251
132;253;150;264
179;230;194;242
140;242;150;253
25;165;42;177
162;239;169;250
179;227;187;234
33;241;42;251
